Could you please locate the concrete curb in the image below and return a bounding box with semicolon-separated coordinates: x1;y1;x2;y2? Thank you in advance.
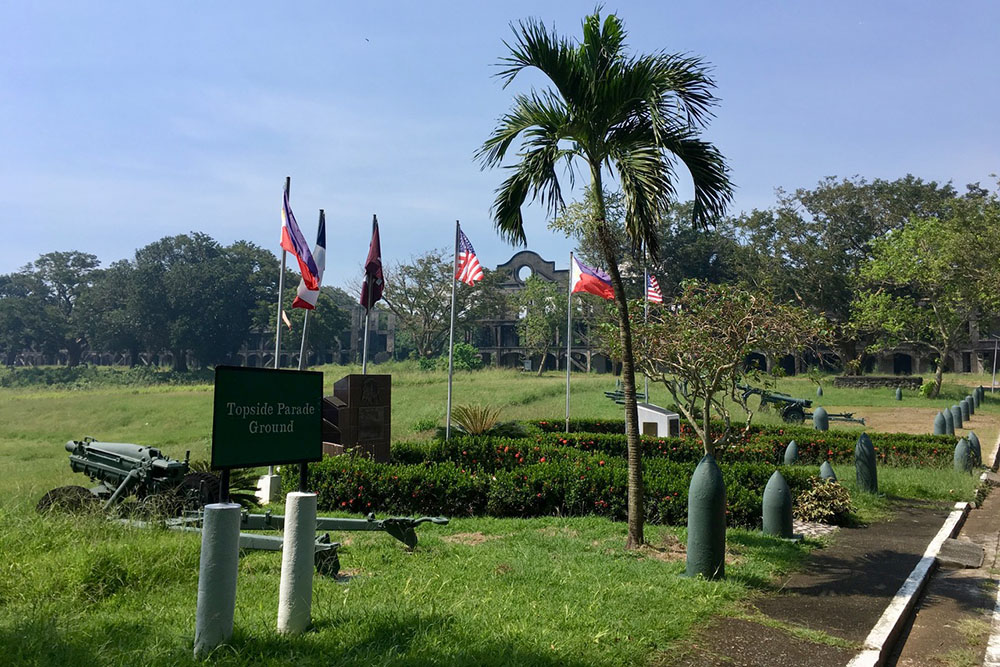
846;502;970;667
978;429;1000;666
846;427;1000;667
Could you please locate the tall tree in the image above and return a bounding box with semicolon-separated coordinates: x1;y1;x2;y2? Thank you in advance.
513;275;567;375
852;191;1000;396
20;251;100;366
478;11;732;548
731;175;957;371
618;281;826;454
0;271;55;366
130;233;276;370
75;260;145;365
383;249;507;359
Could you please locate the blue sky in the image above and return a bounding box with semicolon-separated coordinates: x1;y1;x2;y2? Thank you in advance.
2;2;997;289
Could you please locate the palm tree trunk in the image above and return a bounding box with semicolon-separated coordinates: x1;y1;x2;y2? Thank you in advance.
592;169;644;549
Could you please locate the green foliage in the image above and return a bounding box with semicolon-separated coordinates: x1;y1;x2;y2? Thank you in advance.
452;404;502;435
298;439;812;528
411;417;438;432
793;478;853;525
620;281;827;455
0;365;214;388
920;380;936;398
384;249;507;359
417;344;484;372
449;343;483;371
852;188;1000;395
528;420;954;467
513;276;566;374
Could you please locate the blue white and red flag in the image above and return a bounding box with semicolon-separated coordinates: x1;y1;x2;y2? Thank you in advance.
281;187;320;291
570;255;614;300
292;212;326;310
647;274;663;303
456;230;485;285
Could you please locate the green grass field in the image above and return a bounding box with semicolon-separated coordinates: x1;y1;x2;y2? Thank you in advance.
0;365;993;665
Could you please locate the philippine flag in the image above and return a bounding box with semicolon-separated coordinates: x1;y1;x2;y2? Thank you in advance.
570;255;614;300
281;187;320;291
647;274;663;303
292;211;326;310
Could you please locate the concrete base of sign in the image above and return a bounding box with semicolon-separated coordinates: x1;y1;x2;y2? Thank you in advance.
277;492;316;634
194;502;241;658
255;474;283;505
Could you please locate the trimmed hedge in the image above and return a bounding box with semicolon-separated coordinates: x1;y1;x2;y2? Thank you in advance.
294;441;814;529
527;419;954;467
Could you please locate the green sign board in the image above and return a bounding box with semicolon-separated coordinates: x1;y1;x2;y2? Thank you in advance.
211;366;323;469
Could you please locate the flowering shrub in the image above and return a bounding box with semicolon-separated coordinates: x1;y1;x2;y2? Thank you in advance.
293;443;813;529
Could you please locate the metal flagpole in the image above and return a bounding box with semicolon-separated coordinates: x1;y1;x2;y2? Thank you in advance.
565;252;574;434
361;283;371;374
643;266;649;404
297;311;309;371
446;220;460;440
270;176;290;478
296;209;324;371
361;217;376;375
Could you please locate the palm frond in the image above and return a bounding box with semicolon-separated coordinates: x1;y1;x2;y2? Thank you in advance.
611;143;678;258
476;90;569;168
497;17;583;104
659;134;734;228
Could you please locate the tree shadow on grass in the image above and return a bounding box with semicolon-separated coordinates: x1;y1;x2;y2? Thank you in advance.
233;611;595;667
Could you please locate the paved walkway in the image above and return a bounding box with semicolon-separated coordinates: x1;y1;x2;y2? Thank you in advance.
668;498;956;667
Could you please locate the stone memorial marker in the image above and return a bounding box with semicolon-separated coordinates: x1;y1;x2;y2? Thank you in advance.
332;374;391;463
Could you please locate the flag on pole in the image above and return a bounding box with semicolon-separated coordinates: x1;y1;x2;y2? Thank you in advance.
456;229;485;285
359;216;384;308
646;274;663;303
570;255;614;300
281;188;320;290
281;309;292;330
292;212;326;310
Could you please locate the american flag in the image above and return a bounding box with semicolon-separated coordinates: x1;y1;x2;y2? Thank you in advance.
647;274;663;303
456;229;485;285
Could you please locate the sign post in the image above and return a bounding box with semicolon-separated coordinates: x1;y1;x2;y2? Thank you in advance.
195;366;323;652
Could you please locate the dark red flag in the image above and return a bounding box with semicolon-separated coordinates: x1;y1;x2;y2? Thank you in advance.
359;215;384;308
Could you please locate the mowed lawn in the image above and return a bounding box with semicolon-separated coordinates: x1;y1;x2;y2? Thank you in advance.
0;365;993;665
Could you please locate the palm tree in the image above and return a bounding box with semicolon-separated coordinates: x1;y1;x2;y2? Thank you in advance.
477;11;732;548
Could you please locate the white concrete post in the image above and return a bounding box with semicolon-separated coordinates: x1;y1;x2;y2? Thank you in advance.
194;502;241;658
277;491;317;633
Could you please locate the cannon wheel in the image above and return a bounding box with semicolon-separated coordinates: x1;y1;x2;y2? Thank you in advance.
173;472;221;510
36;485;100;514
782;405;806;424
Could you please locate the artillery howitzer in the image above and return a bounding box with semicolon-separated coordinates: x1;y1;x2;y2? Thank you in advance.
39;437;449;576
37;437;218;513
157;510;450;576
737;385;865;426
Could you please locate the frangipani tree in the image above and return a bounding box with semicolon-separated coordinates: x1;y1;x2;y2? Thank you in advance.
478;10;732;549
616;281;826;456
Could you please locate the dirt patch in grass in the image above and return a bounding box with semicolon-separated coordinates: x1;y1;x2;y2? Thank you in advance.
536;526;580;538
834;406;997;442
442;532;498;546
638;533;687;562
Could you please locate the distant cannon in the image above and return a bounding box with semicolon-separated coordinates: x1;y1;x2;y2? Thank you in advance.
737;385;865;426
